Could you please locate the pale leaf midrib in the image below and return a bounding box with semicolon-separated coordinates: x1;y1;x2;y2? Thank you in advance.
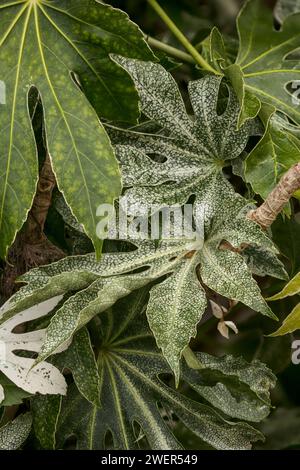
244;68;300;77
44;1;145;56
245;83;300;120
111;357;175;449
33;4;96;234
106;359;130;449
39;3;123;113
110;352;211;420
241;34;300;71
0;2;28;48
0;1;25;11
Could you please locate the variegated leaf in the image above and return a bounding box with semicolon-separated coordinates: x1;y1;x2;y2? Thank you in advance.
1;63;285;380
53;291;274;450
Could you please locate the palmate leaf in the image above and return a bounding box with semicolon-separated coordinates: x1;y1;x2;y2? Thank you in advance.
0;204;284;383
232;0;300;126
0;0;154;258
53;290;275;450
109;56;252;211
0;60;287;381
0;240;198;381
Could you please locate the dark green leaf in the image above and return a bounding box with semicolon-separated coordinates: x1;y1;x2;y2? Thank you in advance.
55;291;274;450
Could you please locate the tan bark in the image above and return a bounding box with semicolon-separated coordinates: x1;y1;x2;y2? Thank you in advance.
1;154;65;299
248;162;300;230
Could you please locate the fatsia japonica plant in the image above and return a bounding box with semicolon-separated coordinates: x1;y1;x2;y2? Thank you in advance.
1;0;300;452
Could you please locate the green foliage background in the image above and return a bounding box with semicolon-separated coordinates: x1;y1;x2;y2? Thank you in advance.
0;0;300;451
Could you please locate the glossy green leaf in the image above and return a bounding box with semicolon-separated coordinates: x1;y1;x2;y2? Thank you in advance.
0;0;154;258
268;270;300;336
269;303;300;336
54;291;275;450
234;0;300;124
245;105;300;199
224;64;261;127
208;27;228;72
268;271;300;300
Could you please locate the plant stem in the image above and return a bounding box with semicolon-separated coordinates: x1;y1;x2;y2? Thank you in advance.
147;0;219;74
146;35;195;64
248;162;300;230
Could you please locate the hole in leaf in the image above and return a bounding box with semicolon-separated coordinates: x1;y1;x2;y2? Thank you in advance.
147;152;168;164
216;81;229;116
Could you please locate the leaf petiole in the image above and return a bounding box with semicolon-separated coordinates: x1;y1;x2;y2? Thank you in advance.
146;35;195;64
147;0;220;74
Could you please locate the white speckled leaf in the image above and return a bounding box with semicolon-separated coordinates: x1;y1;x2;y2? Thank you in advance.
109;57;251;211
31;395;61;450
1;240;190;366
37;274;152;363
242;245;288;280
147;253;206;384
9;211;278;380
0;413;32;450
182;353;276;422
2;201;280;378
1;59;285;380
106;60;281;363
200;246;276;319
1;240;188;322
